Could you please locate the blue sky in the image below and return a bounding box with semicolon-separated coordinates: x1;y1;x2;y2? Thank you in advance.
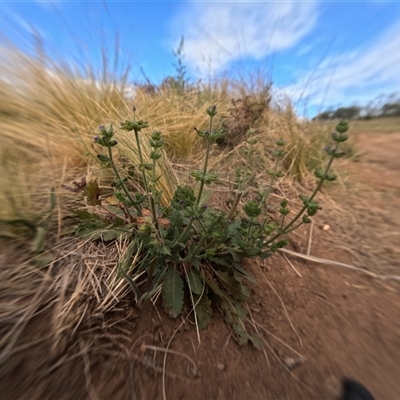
1;1;400;117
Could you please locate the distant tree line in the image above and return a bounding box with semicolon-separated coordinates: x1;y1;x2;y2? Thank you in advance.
314;94;400;121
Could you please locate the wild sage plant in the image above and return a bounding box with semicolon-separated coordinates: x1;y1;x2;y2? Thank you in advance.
74;106;349;346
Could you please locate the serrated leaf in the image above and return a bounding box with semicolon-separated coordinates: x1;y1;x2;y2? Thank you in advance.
227;220;241;239
221;299;249;346
169;209;183;232
233;301;248;319
162;266;184;318
84;179;101;206
155;245;172;256
233;322;250;346
246;248;261;257
186;269;203;295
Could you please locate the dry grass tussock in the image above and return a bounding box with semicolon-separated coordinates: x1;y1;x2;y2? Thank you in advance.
0;41;352;372
0;235;141;363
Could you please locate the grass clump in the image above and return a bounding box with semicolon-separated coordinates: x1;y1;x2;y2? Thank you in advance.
69;104;350;346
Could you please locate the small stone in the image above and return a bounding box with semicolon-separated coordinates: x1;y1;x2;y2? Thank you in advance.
217;363;226;371
322;224;330;231
283;356;305;370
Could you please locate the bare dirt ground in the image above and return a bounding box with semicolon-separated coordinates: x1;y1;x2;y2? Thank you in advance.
1;130;400;400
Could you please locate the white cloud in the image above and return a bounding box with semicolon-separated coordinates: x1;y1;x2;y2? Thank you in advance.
172;1;318;77
282;18;400;113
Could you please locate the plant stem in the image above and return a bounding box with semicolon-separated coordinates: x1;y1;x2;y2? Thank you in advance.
228;191;243;220
280;214;286;232
107;146;142;215
196;115;213;207
265;143;339;246
282;220;304;235
264;157;280;203
182;215;221;263
132;127;161;238
171;220;194;248
133;129;150;193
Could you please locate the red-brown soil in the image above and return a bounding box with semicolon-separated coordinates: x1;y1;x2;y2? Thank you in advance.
1;131;400;400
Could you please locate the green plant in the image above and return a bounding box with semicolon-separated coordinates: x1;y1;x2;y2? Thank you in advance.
160;36;191;95
71;106;349;346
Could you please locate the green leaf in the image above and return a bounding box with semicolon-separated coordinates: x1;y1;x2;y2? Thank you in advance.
210;257;231;268
34;252;55;269
118;261;142;302
214;270;243;300
71;209;101;220
259;250;273;259
250;334;264;350
31;226;47;253
228;248;240;262
243;200;262;218
335;120;349;134
140;163;153;171
83;179;101;206
172;186;196;209
76;220;106;240
203;172;218;184
314;168;325;179
101;229;123;242
186;269;203;295
221;300;249;346
162;266;184;318
193;292;213;330
203;271;228;300
299;195;309;204
120;119;149;132
97;154;110;163
155;245;172;256
231;263;256;283
190;170;204;181
245;247;261;257
191;258;201;271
